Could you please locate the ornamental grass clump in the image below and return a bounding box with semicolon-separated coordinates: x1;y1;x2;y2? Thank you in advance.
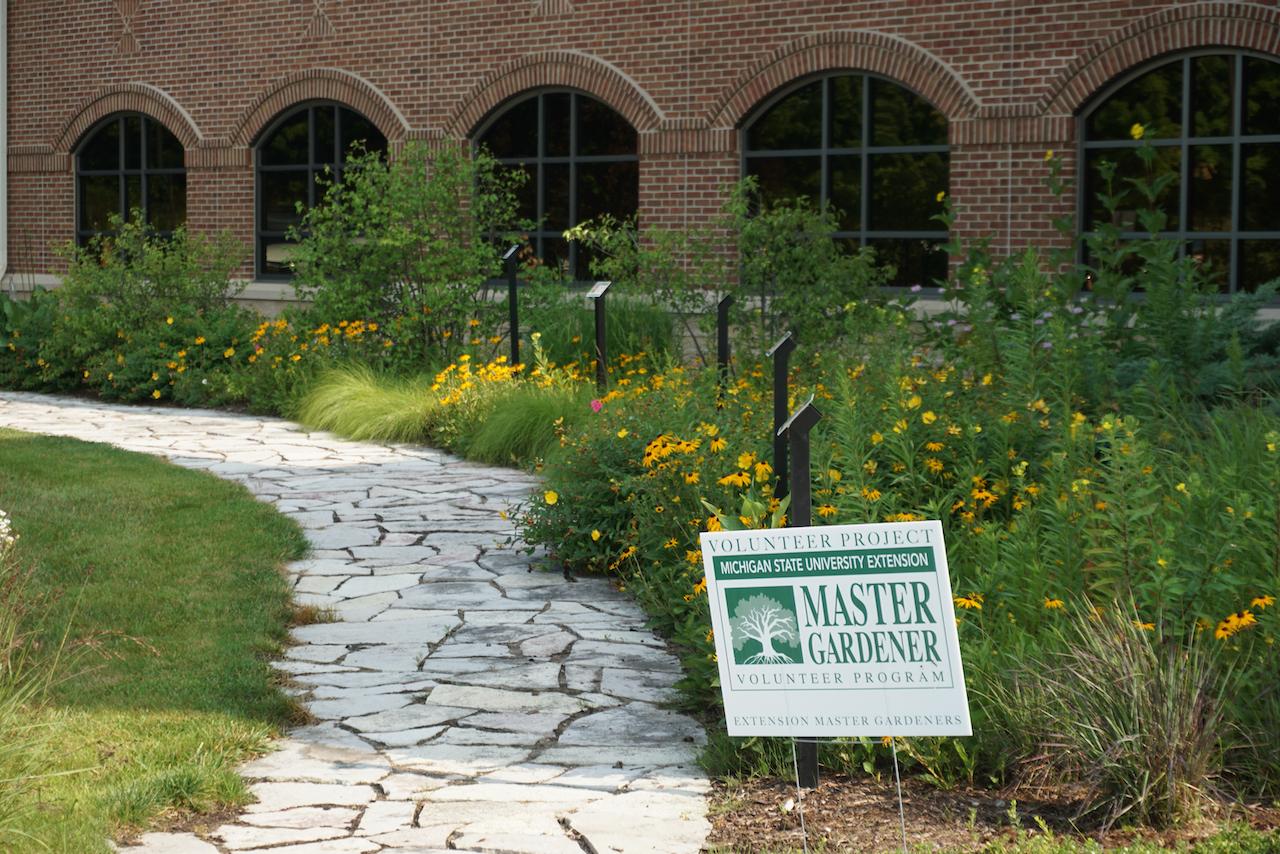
989;607;1233;830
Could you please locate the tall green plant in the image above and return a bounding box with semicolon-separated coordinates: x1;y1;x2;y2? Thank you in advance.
58;213;244;330
288;143;526;363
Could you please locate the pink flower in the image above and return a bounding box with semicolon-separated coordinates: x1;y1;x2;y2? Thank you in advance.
590;399;603;413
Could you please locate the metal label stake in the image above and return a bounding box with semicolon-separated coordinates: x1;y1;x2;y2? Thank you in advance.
587;280;612;393
502;244;521;368
767;331;797;499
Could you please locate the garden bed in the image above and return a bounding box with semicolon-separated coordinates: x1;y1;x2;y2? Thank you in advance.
707;776;1280;853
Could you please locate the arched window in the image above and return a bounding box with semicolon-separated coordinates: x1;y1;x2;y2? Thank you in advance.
1080;51;1280;293
476;90;639;280
255;102;388;278
742;73;950;287
76;113;186;244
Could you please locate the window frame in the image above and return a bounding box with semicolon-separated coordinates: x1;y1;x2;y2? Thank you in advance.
253;101;387;281
738;70;951;284
473;88;640;281
1076;49;1280;294
74;112;187;245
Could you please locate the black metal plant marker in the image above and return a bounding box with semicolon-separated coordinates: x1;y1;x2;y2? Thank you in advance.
588;280;612;393
717;294;734;397
767;331;797;499
502;244;521;368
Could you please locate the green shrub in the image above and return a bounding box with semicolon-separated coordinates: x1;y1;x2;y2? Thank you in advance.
288;143;525;365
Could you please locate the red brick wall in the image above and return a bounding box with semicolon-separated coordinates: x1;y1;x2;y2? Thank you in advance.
8;0;1280;281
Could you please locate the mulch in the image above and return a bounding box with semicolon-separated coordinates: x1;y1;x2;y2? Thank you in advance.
705;774;1280;853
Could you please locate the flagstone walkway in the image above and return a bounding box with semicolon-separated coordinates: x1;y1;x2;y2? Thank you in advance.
0;392;709;854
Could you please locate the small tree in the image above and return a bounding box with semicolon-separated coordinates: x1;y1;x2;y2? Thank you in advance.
288;143;526;362
729;593;800;664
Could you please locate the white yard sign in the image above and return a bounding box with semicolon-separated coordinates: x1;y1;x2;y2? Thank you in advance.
700;520;971;738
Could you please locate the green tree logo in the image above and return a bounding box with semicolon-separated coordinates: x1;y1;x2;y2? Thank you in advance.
726;587;803;665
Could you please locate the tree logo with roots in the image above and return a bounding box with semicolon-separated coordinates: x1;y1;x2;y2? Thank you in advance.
726;587;803;665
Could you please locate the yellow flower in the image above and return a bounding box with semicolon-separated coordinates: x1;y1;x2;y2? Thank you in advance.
591;529;601;542
1133;620;1155;631
1129;122;1145;140
710;437;727;453
1043;597;1064;610
684;472;700;485
1251;595;1275;610
165;316;173;325
737;452;756;470
83;370;91;379
151;372;159;381
935;190;946;203
817;504;837;518
1044;149;1054;161
616;428;629;439
1175;482;1189;495
718;471;751;488
921;410;937;425
290;353;301;362
906;394;922;410
223;347;235;358
544;490;559;505
705;515;722;532
754;461;773;483
194;336;206;345
954;594;984;610
924;441;944;452
828;468;842;483
870;432;884;445
468;318;481;328
151;390;162;399
664;538;678;549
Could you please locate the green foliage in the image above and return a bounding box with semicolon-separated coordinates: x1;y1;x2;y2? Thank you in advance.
565;178;898;363
58;213;245;330
982;608;1234;829
460;382;590;465
293;362;439;443
288;143;526;364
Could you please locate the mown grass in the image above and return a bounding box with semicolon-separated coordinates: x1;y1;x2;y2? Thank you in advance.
0;428;308;851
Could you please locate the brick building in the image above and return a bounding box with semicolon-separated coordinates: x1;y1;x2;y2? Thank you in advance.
4;1;1279;306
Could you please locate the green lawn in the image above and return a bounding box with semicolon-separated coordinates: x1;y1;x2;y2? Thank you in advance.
0;428;308;851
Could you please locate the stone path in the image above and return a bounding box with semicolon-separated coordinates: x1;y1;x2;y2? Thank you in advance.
0;392;709;854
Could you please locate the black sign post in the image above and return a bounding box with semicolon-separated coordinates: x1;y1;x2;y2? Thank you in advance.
588;280;612;393
502;245;521;368
779;395;823;789
767;331;797;498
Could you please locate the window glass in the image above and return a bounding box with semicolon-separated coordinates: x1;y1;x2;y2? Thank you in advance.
75;114;186;243
742;73;950;287
255;103;387;279
748;80;823;151
476;91;639;280
1081;53;1280;293
1086;61;1182;140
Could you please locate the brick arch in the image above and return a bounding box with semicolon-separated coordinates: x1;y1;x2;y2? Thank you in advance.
230;68;410;147
56;83;201;153
1040;2;1280;116
446;50;663;138
708;30;980;129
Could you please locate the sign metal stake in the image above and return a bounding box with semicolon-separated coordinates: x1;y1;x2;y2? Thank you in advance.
502;245;521;368
767;331;797;499
779;395;821;789
890;737;909;854
588;280;612;393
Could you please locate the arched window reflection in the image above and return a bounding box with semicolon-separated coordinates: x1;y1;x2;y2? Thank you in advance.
742;73;950;287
